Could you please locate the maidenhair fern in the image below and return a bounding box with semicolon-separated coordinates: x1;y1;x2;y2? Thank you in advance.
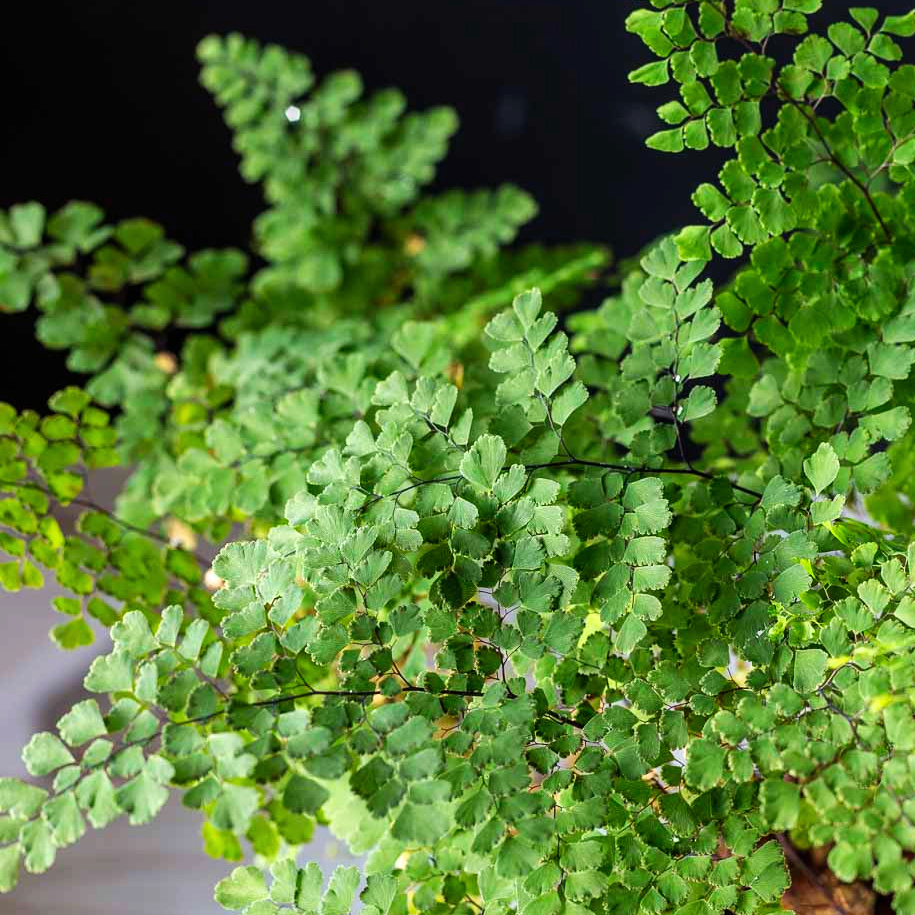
1;7;915;914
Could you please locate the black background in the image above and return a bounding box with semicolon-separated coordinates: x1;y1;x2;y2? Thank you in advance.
1;1;901;406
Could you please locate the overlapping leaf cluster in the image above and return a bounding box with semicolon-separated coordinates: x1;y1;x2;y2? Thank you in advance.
195;32;601;311
0;386;210;648
626;2;915;519
0;33;605;606
2;8;915;915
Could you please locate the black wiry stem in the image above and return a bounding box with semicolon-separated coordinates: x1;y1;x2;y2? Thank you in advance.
360;457;761;510
783;94;893;244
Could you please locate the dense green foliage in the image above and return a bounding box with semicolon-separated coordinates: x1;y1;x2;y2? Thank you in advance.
2;5;915;913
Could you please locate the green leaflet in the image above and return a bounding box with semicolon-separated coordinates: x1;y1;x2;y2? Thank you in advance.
214;860;387;915
793;648;829;693
803;442;840;495
56;700;107;747
459;434;507;491
21;734;74;778
214;865;267;909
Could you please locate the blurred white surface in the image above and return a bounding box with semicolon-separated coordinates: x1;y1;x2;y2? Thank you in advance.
0;471;357;913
